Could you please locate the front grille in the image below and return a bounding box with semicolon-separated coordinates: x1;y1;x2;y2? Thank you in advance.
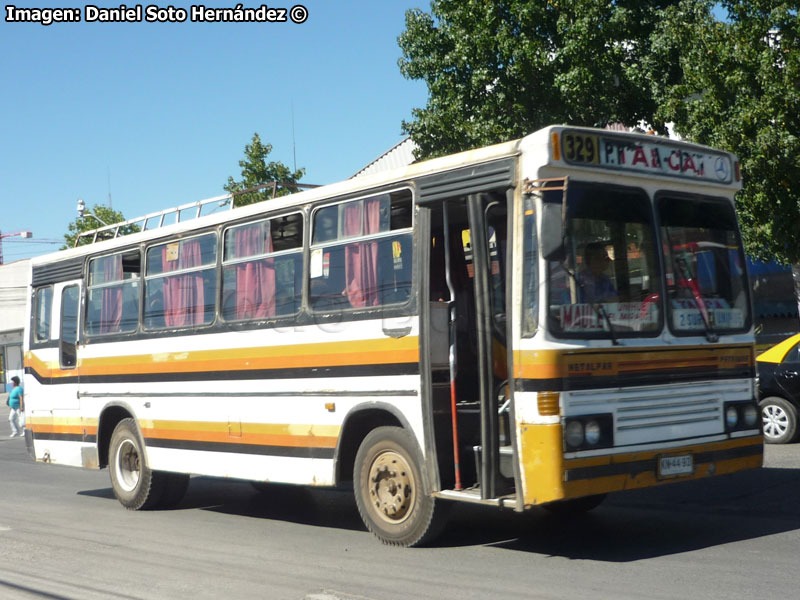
565;380;751;446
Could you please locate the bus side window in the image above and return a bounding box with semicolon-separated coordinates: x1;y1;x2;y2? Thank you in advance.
486;202;508;330
221;213;302;321
430;231;448;302
377;234;412;305
310;246;348;309
33;286;54;343
60;285;80;368
310;190;413;311
145;234;216;328
86;250;141;335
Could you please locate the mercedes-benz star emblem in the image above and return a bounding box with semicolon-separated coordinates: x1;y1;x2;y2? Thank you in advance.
714;157;729;181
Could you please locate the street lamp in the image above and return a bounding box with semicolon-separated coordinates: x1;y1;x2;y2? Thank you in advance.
76;198;109;226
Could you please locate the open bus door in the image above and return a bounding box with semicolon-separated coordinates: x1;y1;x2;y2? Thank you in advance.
422;191;514;500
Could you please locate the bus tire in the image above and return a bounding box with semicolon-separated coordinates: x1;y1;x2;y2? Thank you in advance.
354;426;447;547
108;418;164;510
543;493;607;515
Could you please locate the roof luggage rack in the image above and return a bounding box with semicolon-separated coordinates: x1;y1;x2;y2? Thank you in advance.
74;181;319;247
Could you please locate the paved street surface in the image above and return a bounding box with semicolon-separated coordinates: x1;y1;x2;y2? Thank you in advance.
1;410;798;599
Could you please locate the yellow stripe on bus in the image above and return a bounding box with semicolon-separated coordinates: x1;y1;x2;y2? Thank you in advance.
140;420;340;448
28;416;340;448
24;353;76;380
26;336;420;378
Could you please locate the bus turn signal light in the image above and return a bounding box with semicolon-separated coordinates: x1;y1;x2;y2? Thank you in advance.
538;391;560;416
551;132;561;161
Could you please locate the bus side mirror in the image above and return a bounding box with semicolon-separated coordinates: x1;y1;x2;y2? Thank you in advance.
541;202;565;261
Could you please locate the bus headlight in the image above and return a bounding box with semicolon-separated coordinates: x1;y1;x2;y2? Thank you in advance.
725;406;739;428
724;401;760;433
584;420;602;445
742;404;758;427
565;421;584;448
563;414;613;451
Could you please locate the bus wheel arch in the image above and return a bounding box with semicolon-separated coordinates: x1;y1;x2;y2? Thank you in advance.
335;406;404;486
97;404;136;468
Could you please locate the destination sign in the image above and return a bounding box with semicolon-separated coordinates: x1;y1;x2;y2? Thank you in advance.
560;130;734;184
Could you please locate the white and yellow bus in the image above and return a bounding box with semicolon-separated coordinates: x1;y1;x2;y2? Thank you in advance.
23;126;762;546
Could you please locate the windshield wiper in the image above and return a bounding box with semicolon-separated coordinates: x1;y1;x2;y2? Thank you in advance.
667;231;718;343
561;263;620;345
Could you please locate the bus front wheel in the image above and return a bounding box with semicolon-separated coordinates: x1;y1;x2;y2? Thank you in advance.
354;426;447;547
108;418;165;510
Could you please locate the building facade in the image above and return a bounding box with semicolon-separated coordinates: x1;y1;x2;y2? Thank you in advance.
0;259;29;393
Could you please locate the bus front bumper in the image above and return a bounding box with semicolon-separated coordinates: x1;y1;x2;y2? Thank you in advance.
518;424;763;507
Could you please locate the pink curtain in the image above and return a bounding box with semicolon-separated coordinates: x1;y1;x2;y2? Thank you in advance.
234;222;275;319
100;255;122;334
345;198;381;308
162;240;205;327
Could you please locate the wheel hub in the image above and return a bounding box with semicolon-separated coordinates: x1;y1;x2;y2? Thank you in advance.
763;405;788;438
116;439;141;492
368;451;414;524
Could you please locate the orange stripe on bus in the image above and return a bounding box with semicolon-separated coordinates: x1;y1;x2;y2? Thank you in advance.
27;336;420;379
24;352;75;380
141;420;340;448
30;417;340;449
513;345;753;380
30;424;98;436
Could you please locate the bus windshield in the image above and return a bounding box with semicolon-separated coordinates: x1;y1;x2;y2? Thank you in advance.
547;184;662;338
658;195;750;335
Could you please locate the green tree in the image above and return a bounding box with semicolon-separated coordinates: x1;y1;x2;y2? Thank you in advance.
224;133;305;207
400;1;800;263
63;204;138;249
649;0;800;263
397;0;685;160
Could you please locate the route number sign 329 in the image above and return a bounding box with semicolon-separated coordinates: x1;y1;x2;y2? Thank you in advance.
562;132;600;164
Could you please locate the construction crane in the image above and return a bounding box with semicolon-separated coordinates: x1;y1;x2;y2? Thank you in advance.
0;230;33;265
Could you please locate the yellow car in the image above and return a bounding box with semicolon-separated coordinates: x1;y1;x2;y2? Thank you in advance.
757;333;800;444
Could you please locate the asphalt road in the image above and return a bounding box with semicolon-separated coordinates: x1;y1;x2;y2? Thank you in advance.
1;419;798;600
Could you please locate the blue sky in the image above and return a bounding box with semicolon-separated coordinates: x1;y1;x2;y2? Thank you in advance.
0;1;429;262
1;2;732;263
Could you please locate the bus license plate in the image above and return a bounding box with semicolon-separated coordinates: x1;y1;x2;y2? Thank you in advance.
658;454;693;478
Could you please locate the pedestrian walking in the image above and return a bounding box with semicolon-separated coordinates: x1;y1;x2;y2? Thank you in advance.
8;375;23;437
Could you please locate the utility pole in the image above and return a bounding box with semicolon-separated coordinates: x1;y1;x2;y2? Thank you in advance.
0;230;33;265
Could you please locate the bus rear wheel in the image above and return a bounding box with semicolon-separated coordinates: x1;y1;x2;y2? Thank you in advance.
108;418;165;510
354;426;447;547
